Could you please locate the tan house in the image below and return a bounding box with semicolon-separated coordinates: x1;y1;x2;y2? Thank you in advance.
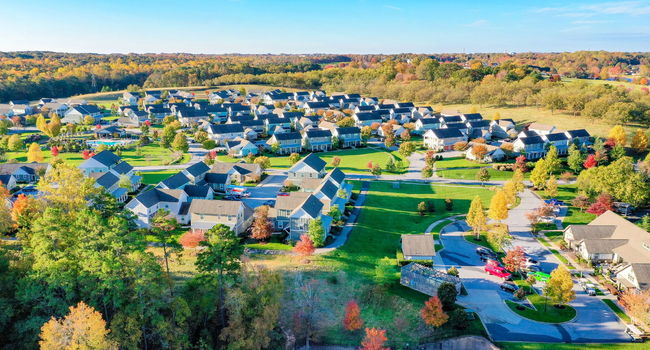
188;199;254;235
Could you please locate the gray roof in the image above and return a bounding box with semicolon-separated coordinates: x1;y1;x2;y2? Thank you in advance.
185;161;210;177
327;168;345;185
429;128;464;139
335;126;360;135
112;161;133;175
401;234;436;257
0;174;14;185
159;172;190;189
583;239;629;254
204;172;229;184
209;123;244;134
273;131;302;141
546;133;569;142
95;172;119;189
91;150;121;167
630;263;650;290
292;153;326;173
298;194;324;218
316;179;338;200
567;129;590;138
355;112;380;121
189;199;246;216
0;163;48;175
133;188;183;208
519;136;546;145
305;128;332;138
183;184;212;198
463;113;483;121
419;118;440;125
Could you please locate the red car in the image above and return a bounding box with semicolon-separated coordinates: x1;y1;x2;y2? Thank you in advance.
485;264;512;280
277;192;289;197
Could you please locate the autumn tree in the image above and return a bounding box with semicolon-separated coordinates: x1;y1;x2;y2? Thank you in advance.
7;134;23;151
503;246;527;275
38;163;99;212
567;144;584;173
545;146;561;174
360;328;389;350
398;141;416;157
503;180;517;207
631;130;649;153
11;193;40;230
39;301;117;350
476;167;491;185
471;144;488;160
251;205;273;241
289;152;301;164
544;266;576;306
179;230;205;248
586;193;614;215
512;168;525;193
545;175;558;198
466;196;486;240
50;145;59;157
331;156;341;167
421;296;449;328
171;133;189;152
620;289;650;328
514;155;528;172
487;224;511;250
417;201;427;216
583;154;597;168
530;158;550;189
0;184;13;234
488;189;509;222
343;300;364;331
608;125;627;146
27;142;44;162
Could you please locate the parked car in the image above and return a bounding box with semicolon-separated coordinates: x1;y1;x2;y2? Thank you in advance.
583;283;597;296
499;282;519;293
529;271;551;283
485;259;503;268
277;192;289;197
485;264;512;280
476;247;497;258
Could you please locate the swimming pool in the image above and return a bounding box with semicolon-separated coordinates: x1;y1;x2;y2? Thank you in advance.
87;139;133;148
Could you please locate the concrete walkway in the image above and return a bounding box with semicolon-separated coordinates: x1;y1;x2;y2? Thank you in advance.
316;181;369;253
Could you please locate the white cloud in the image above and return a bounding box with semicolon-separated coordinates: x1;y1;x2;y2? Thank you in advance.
534;1;650;18
465;19;488;27
383;5;401;11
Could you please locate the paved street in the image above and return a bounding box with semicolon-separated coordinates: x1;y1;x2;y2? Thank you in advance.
242;174;286;208
437;190;631;343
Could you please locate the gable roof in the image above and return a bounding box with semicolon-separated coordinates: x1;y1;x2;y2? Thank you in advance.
189;199;246;216
545;133;569;142
326;168;345;185
518;135;546;145
401;234;436;257
354;112;380;121
335;126;360;135
209;123;244;134
298;194;324;218
90;150;121;167
305;128;332;138
463;113;483;121
133;188;183;208
112;161;133;175
428;128;464;139
94;171;119;189
291;153;326;173
273;131;302;141
0;162;48;175
566;129;590;138
159;172;190;189
185;161;210;177
419;118;440;125
183;184;212;198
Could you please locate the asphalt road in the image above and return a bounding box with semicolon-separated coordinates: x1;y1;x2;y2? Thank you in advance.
242;174;286;208
437;190;631;343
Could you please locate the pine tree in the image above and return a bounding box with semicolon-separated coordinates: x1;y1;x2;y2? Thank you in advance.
608;125;627;146
39;301;117;350
420;296;449;328
466;196;486;240
343;300;364;331
27;142;44;162
488;189;509;222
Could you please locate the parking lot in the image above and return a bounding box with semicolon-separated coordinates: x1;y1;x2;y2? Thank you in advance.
241;173;286;208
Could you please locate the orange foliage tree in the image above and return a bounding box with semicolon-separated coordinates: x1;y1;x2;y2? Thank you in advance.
420;296;449;328
293;234;315;257
360;328;389;350
39;301;117;350
179;230;205;248
343;300;364;331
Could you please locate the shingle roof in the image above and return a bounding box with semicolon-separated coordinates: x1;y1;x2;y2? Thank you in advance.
273;131;302;141
183;185;212;198
401;234;436;256
463;113;483;121
298;194;324;218
292;153;326;173
518;136;545;145
91;150;121;167
546;133;569;142
189;199;244;216
326;168;345;185
354;112;380;121
112;161;133;175
316;179;338;200
441;115;463;123
428;128;464;139
133;188;181;208
468;120;490;128
160;172;190;189
95;172;119;189
0;163;48;175
209;123;244;134
392;107;411;114
335;127;360;135
185;162;210;177
305;128;332;138
419;118;440;125
204;172;229;184
566;129;590;138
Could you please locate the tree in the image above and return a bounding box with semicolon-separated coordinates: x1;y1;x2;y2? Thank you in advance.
361;126;372;142
466;196;487;240
572;195;591;212
27;142;44;162
251;205;273;240
398;141;416;157
374;257;396;285
293;234;316;257
171;133;189;152
328;205;342;223
487;224;511;250
545;175;558;198
475;167;491;185
514;155;528;172
7;134;23;151
271;142;281;154
503;246;526;275
425;150;437;167
220;267;283;350
420;296;449;328
471;144;488;160
620;289;650;328
254;156;271;170
343;300;364;331
50;145;59;157
10;193;39;230
631;130;649;153
400;129;411;141
544;266;576;306
583;154;597;168
488;189;509;222
448;309;469;330
331;156;341;167
289;152;301;164
437;282;457;311
196;224;244;326
39;301;117;350
360;328;388;350
530;158;550;189
608;125;627;146
512;169;525;193
151;210;182;296
417;201;427;216
83;115;95;125
567;144;584;173
586;193;614;215
337;117;355;127
38;163;100;212
545;146;561;174
371;164;382;176
308;218;325;247
202;139;216;150
179;230;205;248
502;180;517;207
160;124;178;148
421;166;433;178
0;184;13;234
194;130;208;143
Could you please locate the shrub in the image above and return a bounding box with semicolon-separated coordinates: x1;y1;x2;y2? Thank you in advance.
437;282;457;311
448;309;469;330
453;141;468;151
445;198;453;211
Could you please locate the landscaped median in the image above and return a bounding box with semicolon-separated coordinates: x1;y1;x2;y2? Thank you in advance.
505;279;577;323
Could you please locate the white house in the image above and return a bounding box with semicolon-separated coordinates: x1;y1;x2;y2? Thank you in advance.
423;128;467;151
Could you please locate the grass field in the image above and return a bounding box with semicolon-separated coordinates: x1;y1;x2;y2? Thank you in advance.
262;148;410;174
564;77;649;93
437;167;518;181
139;170;179;185
498;342;648;350
506;279;577;323
537;185;596;228
435;157;483;169
603;299;632;324
4;143;190;167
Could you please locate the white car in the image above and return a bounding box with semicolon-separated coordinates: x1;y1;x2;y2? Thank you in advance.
583;283;597;296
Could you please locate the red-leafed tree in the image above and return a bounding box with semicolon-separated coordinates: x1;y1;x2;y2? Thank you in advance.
367;161;374;170
360;328;389;350
503;246;527;274
250;205;273;241
587;193;614;215
583;154;597;168
144;120;151;126
420;296;449;328
179;230;205;248
50;146;59;157
514;155;528;172
293;234;315;257
343;300;363;331
82;150;95;159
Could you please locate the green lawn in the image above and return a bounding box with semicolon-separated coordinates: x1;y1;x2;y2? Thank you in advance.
537;185;596;228
505;293;576;323
436;167;524;181
266;148;409;174
464;230;502;252
499;342;649;350
603;299;632;323
139;170;179;185
435;157;483;169
4;143;190;167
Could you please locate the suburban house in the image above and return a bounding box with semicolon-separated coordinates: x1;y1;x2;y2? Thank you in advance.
390;107;412;123
126;188;190;228
464;143;506;163
423;128;467;151
40;102;69;116
565;129;592;145
304;101;330;114
225;139;259;157
61;105;103;124
182;161;210;185
414;118;441;134
439;115;464;127
544;133;571;155
490;119;516;139
353;112;381;127
401;235;436;260
271;192;331;241
78;150;122;175
209;162;262;185
512;135;547;159
207;123;245;145
0;174;16;190
332;127;362;147
528;123;556;135
264;117;292;135
287;153;327;185
267;132;303;155
122;92;141;105
461;113;483;122
89;171;130;202
188;199;254;235
354;105;375;113
178;109;208;126
563;211;650;290
0;163;50;183
378;123;406;138
239;119;265;134
296;115;320;130
466;120;492;139
158;172;191;190
303;128;332;152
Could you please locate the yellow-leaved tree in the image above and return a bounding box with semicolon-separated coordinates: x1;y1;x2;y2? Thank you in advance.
488;189;509;222
466;195;486;240
608;125;627;146
544;266;576;306
39;301;117;350
630;130;648;153
37;162;100;212
27;142;44;162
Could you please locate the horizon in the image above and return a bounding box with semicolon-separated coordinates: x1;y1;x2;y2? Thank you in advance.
3;0;650;54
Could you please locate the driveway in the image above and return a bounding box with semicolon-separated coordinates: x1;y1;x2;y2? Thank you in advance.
436;190;631;343
242;174;286;208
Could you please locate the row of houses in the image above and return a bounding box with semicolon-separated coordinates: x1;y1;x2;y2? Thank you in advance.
564;211;650;291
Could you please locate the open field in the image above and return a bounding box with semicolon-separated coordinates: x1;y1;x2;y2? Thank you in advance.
499;342;648;350
4;143;190;167
564;77;649;93
139;170;179;185
437;167;520;181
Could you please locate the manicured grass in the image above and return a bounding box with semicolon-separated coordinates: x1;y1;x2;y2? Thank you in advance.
430;219;453;251
498;342;649;350
435;157;483;169
4;143;190;167
436;167;517;181
505;293;577;323
139;170;179;185
535;236;575;269
267;148;409;174
244;242;293;251
537;185;597;228
464;230;502;252
603;299;632;323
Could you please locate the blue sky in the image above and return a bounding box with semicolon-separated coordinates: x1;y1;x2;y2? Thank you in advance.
1;0;649;53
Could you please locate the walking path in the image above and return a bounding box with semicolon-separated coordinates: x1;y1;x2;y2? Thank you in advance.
316;181;369;253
